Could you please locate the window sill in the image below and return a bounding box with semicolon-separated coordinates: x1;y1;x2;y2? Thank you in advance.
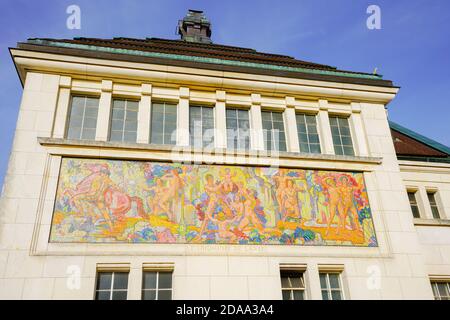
413;218;450;227
37;137;382;165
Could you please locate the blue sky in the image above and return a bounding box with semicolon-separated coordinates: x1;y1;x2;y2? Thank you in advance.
0;0;449;186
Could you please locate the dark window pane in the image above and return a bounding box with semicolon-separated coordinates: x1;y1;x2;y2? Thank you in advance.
321;290;329;300
343;146;355;156
95;290;111;300
113;273;129;290
329;274;340;289
143;272;157;289
142;289;156;300
158;289;172;300
293;290;304;300
97;273;112;290
112;290;127;300
282;290;291;300
319;274;327;289
158;272;172;289
331;290;342;300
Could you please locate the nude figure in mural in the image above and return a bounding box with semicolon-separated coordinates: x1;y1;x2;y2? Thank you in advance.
195;174;222;240
273;169;291;218
324;177;342;236
282;180;305;221
161;168;185;221
237;188;264;232
338;176;362;232
144;178;171;216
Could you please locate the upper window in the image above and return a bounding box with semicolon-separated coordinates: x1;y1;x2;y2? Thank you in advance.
226;108;250;151
407;191;421;218
329;116;354;156
296;113;321;154
189;105;214;148
67;96;99;140
320;272;344;300
431;281;450;300
109;99;138;143
142;271;173;300
280;271;306;300
427;192;441;219
261;111;287;152
151;102;177;145
95;271;129;300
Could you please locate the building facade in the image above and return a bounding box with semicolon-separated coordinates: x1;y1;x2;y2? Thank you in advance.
1;10;449;300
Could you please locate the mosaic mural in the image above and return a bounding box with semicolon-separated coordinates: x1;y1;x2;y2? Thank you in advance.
50;158;377;246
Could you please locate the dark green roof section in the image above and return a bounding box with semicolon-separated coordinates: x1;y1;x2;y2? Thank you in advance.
389;120;450;155
26;39;384;81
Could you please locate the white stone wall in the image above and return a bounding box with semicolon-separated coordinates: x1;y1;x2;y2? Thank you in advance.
0;67;442;300
399;163;450;279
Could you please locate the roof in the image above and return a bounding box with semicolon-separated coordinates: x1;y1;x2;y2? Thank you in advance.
14;37;395;87
390;121;450;162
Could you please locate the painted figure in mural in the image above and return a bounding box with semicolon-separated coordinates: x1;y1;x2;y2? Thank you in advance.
237;187;264;232
63;163;146;230
144;178;171;216
195;174;222;240
338;175;362;232
161;168;185;222
273;169;290;219
282;179;306;222
323;176;342;235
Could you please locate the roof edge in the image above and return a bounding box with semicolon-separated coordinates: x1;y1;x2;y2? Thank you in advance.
25;39;387;82
389;120;450;155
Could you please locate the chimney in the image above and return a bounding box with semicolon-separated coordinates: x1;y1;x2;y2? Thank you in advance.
177;10;212;44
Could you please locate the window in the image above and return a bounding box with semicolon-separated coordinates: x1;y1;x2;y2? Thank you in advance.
407;191;421;218
142;271;173;300
67;96;99;140
431;281;450;300
329;116;354;156
151;102;177;145
280;271;306;300
320;272;344;300
109;99;138;143
261;111;287;152
427;192;441;219
296;113;321;154
95;272;128;300
226;108;250;150
189;105;214;148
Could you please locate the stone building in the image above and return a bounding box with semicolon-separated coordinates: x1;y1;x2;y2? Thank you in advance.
0;10;449;300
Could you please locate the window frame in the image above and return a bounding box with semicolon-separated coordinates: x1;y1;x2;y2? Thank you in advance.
66;95;100;140
189;104;215;148
141;270;173;300
150;101;178;146
261;110;287;152
431;280;450;300
295;112;321;154
94;271;129;300
427;191;441;219
329;115;355;156
407;190;421;219
319;271;345;300
280;270;307;300
108;98;139;143
225;107;251;151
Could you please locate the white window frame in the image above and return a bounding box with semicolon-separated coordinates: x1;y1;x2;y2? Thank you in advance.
141;270;173;300
319;271;345;300
95;271;129;300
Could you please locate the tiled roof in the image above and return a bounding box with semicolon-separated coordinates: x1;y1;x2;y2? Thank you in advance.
389;121;450;159
17;37;393;86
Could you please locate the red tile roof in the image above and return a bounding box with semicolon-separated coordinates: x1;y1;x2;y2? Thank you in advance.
391;128;447;157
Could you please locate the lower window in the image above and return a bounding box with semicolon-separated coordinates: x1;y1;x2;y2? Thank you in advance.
95;271;129;300
280;270;306;300
431;281;450;300
142;271;173;300
320;272;344;300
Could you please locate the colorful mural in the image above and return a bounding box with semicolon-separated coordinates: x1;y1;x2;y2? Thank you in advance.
50;158;377;246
